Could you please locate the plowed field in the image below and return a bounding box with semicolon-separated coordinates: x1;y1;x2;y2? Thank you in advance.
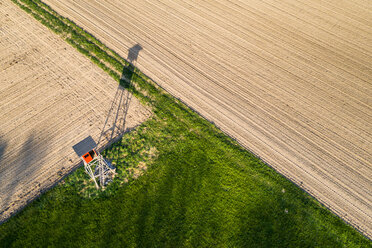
42;0;372;237
0;0;150;222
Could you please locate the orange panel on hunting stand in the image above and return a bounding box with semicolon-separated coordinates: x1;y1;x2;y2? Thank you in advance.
82;150;96;164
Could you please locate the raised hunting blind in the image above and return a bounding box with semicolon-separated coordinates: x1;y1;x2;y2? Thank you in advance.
73;136;115;189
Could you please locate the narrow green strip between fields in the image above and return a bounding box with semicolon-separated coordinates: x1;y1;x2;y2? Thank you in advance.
1;0;370;247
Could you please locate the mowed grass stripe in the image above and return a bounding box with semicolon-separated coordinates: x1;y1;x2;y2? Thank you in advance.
0;0;370;247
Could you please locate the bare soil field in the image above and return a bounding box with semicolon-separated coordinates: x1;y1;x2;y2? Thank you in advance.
41;0;372;237
0;0;151;222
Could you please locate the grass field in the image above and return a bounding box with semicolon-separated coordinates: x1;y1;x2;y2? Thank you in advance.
0;0;371;247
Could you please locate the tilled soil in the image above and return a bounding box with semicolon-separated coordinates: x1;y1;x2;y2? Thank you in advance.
0;0;151;222
42;0;372;237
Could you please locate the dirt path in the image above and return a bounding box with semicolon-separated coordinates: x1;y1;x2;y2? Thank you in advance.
0;0;151;222
41;0;372;237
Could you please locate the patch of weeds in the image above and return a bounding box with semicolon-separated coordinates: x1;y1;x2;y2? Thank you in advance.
70;123;158;199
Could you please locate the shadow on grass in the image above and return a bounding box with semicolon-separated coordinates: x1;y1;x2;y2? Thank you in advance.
96;133;306;247
94;125;356;247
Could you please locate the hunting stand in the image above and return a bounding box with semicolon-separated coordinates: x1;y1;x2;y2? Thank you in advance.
73;136;115;189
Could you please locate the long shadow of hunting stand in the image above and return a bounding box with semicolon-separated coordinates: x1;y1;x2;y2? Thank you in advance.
96;44;143;149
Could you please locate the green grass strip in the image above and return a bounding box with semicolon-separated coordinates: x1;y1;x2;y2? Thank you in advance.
1;0;371;247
